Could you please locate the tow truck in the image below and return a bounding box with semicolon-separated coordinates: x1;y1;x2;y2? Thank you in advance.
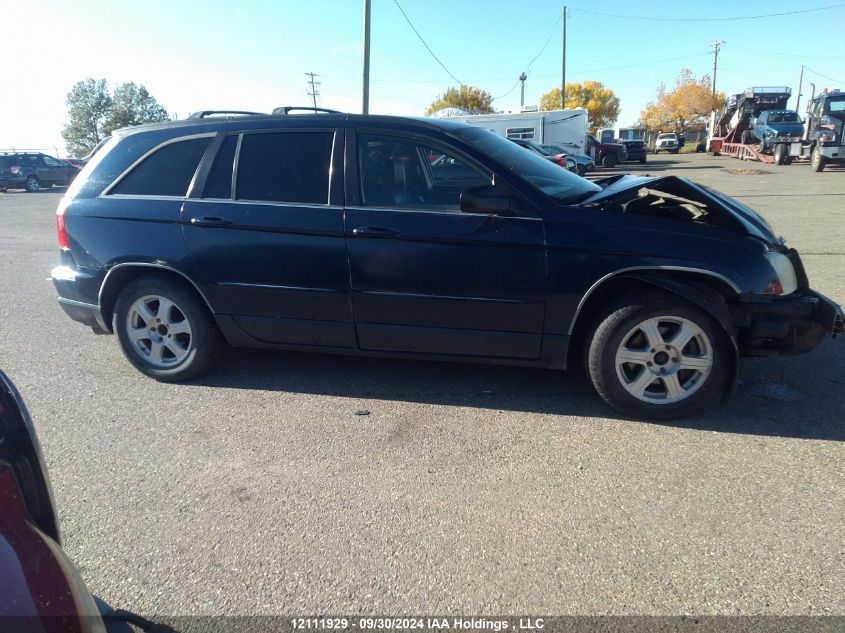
709;85;845;170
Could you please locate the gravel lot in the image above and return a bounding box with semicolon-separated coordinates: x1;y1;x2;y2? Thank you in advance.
0;153;843;617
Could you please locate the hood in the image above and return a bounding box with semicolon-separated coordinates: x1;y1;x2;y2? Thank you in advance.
577;175;780;245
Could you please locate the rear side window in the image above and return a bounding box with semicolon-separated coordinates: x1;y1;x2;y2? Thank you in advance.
203;135;238;199
109;137;211;197
235;131;333;204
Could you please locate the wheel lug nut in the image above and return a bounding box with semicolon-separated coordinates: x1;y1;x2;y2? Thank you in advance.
647;361;653;366
672;357;678;362
650;348;655;353
665;345;671;350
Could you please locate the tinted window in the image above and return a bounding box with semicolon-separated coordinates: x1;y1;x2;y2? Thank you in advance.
110;137;211;197
203;135;238;199
359;135;489;210
42;155;63;166
235;131;333;204
453;127;600;203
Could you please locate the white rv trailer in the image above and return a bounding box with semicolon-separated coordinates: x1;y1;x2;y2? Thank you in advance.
446;107;589;154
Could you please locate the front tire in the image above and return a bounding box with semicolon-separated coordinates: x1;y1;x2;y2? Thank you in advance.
811;145;826;172
602;153;618;168
576;164;586;177
585;292;731;419
773;143;788;165
113;276;223;381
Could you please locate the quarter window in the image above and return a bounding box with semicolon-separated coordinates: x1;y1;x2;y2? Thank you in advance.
235;131;333;204
110;137;211;197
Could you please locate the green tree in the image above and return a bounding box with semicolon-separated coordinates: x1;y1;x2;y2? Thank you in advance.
539;81;620;133
62;78;170;157
61;78;112;157
104;82;169;135
426;85;495;116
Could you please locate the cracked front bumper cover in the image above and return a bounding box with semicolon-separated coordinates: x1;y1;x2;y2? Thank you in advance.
742;291;844;357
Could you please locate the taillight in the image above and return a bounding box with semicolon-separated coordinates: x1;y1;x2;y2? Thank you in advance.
56;201;69;249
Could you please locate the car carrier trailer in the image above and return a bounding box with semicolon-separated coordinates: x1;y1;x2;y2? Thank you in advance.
709;85;845;170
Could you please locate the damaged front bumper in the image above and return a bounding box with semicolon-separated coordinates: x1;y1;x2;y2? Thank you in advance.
740;290;844;357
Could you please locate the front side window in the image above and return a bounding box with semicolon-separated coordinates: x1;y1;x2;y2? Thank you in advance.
110;137;211;197
358;135;489;210
235;131;333;204
453;127;600;204
42;155;63;167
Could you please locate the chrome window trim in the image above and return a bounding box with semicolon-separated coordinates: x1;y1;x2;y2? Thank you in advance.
100;132;216;197
187;198;342;211
566;266;741;335
344;205;542;220
98;263;214;313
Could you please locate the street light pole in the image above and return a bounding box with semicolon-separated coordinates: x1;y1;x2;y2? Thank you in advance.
519;72;528;107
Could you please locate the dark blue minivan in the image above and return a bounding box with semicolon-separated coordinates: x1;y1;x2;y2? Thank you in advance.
51;109;843;419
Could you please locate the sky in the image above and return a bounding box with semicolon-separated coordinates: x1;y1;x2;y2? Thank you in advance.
3;0;845;154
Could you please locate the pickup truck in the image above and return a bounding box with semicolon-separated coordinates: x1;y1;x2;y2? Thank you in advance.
654;133;680;154
750;109;804;151
585;134;627;168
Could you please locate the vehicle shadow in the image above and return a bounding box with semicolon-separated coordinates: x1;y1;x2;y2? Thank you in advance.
191;341;845;441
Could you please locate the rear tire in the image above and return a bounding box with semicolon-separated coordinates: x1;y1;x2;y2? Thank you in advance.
585;292;731;419
24;176;40;192
113;276;224;381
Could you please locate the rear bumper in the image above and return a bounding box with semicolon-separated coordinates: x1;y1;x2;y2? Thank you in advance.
741;290;844;357
52;265;110;333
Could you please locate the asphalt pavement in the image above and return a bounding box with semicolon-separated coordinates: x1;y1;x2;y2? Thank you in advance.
0;153;843;617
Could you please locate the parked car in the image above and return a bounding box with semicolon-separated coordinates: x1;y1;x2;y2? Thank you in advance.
540;143;596;173
585;134;627;168
51;111;843;418
509;138;570;169
0;370;153;633
0;152;78;192
654;133;680;154
617;139;647;163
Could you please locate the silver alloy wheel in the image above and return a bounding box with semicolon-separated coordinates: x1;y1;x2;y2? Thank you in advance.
25;176;39;192
614;316;713;405
125;295;193;368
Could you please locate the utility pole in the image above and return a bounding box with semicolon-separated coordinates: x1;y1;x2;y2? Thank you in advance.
561;5;567;109
305;72;321;109
519;72;528;107
362;0;372;114
795;65;805;112
709;40;724;98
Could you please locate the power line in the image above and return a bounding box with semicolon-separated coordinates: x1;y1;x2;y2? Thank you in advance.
494;78;521;100
391;0;462;85
571;2;845;22
805;67;844;84
526;8;564;73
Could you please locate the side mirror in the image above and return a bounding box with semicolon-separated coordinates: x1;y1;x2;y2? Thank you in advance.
460;185;512;215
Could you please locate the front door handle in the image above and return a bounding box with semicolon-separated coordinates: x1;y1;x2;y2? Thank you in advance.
189;216;233;227
351;226;399;238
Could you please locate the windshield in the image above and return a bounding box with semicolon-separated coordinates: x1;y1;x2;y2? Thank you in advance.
453;127;600;203
768;112;801;124
657;134;675;140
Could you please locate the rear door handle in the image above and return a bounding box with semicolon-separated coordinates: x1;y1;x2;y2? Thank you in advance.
189;216;233;227
351;226;399;238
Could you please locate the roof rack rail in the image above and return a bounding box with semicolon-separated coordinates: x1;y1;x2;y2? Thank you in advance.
188;110;265;119
271;106;341;115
